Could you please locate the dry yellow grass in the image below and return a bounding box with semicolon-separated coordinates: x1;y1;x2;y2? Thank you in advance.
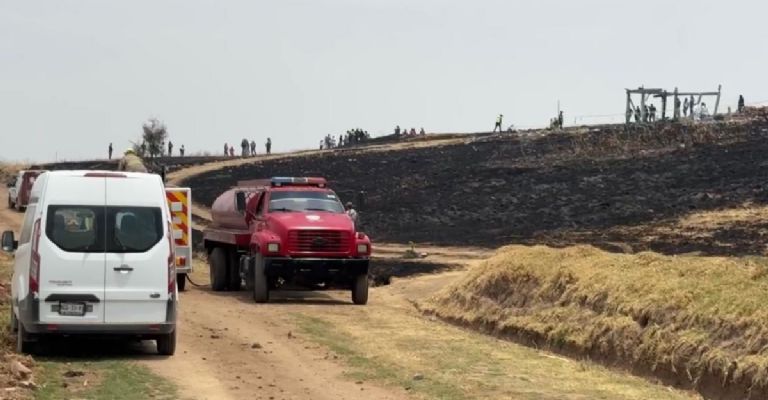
0;162;27;184
422;245;768;399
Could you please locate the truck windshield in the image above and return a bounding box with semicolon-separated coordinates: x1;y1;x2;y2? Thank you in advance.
268;191;344;213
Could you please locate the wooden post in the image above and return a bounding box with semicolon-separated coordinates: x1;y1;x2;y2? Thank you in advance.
640;87;646;122
661;91;667;121
713;84;722;115
673;87;679;120
626;90;632;124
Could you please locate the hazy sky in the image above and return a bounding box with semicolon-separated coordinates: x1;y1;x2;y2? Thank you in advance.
2;0;767;162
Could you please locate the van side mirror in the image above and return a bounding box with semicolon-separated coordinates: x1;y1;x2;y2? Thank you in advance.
1;231;17;252
235;192;247;213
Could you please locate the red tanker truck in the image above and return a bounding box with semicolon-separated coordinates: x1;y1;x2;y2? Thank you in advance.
203;177;372;304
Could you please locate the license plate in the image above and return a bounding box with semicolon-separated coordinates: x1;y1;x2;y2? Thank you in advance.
59;302;86;316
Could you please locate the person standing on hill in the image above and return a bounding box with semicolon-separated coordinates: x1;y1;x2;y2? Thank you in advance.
265;138;272;154
108;143;113;160
738;95;745;113
180;144;185;157
168;141;173;157
346;202;358;229
493;114;503;132
250;140;256;156
224;143;229;156
558;111;564;129
117;149;148;173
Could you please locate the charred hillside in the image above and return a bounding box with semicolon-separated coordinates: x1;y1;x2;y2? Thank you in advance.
187;120;768;256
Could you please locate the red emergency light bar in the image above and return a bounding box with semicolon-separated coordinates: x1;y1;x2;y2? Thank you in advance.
270;177;327;187
237;177;327;188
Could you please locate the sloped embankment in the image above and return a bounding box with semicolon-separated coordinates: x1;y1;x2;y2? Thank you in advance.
421;245;768;400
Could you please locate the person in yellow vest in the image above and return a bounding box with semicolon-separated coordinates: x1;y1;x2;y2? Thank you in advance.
493;114;503;132
117;149;148;173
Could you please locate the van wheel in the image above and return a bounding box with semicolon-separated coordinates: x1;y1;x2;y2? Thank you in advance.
227;250;241;291
252;255;269;303
16;322;35;355
351;273;369;305
177;274;187;292
157;329;176;356
10;309;18;333
209;248;227;292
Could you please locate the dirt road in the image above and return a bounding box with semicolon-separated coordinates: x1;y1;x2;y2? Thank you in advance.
142;286;408;400
0;187;24;234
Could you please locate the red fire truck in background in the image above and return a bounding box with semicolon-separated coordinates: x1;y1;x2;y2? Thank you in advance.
203;177;371;304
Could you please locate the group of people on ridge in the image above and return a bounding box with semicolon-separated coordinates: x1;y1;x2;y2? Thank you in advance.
320;129;370;150
225;138;272;157
394;126;425;137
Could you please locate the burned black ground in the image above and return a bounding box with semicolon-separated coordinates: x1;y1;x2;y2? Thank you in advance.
186;120;768;256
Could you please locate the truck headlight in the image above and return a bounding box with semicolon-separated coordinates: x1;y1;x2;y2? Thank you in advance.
357;244;369;254
267;243;280;253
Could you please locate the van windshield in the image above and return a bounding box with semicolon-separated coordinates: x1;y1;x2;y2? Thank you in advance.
46;206;163;253
268;191;344;213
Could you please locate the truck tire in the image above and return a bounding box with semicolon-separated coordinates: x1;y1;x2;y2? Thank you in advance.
157;329;177;356
177;273;187;292
252;254;269;303
351;273;369;305
209;248;227;292
227;250;241;291
243;256;254;292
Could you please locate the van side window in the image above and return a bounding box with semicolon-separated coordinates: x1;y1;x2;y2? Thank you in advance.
19;204;37;245
46;206;103;252
108;207;162;253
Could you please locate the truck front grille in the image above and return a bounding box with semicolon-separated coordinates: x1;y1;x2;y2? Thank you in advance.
287;230;351;253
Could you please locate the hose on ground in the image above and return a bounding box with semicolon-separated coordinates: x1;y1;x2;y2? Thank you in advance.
186;274;208;288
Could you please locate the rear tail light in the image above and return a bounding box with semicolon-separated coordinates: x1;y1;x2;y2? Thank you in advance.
167;223;176;295
29;219;41;295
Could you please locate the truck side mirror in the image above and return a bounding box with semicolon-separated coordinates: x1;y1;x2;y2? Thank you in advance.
6;181;14;188
235;192;247;213
1;231;17;252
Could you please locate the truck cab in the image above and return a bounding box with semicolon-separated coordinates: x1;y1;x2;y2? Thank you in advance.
203;177;372;304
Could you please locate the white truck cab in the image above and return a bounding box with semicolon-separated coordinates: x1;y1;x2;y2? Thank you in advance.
1;171;177;355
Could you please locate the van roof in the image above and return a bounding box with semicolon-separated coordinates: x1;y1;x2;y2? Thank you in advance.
40;171;165;207
44;170;158;179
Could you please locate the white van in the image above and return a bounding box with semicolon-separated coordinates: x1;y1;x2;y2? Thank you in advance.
1;171;177;355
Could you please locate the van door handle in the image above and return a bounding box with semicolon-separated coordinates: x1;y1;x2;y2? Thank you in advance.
114;266;134;272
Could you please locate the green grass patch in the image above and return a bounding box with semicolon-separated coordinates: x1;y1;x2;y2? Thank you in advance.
36;360;177;400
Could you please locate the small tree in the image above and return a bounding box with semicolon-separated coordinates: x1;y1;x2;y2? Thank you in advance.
140;118;168;158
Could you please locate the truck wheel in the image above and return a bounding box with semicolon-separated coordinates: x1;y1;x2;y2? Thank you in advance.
157;329;177;356
243;256;254;292
351;273;369;305
227;250;241;291
209;248;227;292
252;254;269;303
176;274;187;292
